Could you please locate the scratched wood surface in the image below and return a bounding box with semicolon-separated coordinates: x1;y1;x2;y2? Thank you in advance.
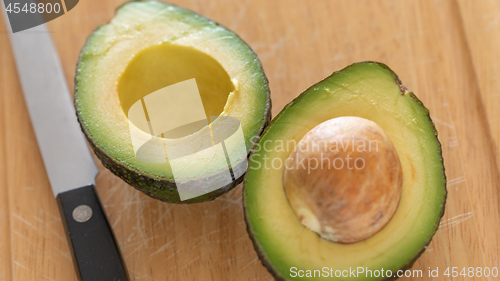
1;0;499;280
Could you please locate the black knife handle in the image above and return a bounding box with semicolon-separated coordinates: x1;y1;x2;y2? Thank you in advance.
56;184;129;281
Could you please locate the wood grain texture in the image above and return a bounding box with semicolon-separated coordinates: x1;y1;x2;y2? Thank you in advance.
0;11;13;280
0;0;499;280
456;1;500;268
457;0;500;165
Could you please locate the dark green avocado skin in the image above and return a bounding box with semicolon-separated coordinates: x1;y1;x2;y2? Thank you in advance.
242;61;446;280
74;1;272;204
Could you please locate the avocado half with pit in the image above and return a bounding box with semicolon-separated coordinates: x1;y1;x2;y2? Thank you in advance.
75;0;271;203
243;62;446;280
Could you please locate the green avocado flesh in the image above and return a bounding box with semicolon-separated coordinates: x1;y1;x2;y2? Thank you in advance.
243;62;446;280
75;0;270;203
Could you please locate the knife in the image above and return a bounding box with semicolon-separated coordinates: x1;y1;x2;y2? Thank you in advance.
2;6;129;281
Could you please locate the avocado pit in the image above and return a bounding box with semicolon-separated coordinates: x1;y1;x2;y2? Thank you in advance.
283;116;402;243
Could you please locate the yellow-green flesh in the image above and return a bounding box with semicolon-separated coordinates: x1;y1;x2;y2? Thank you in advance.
75;1;268;180
119;43;234;121
244;63;445;280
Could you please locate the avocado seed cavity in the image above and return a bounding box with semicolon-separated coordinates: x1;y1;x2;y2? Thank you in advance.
283;116;402;244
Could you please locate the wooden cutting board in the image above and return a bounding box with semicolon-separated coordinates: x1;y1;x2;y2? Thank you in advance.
1;0;499;280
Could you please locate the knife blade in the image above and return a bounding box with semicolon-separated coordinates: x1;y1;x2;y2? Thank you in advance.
2;5;128;281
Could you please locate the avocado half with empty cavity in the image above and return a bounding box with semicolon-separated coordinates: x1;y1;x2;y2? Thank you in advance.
75;0;271;203
243;62;446;280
